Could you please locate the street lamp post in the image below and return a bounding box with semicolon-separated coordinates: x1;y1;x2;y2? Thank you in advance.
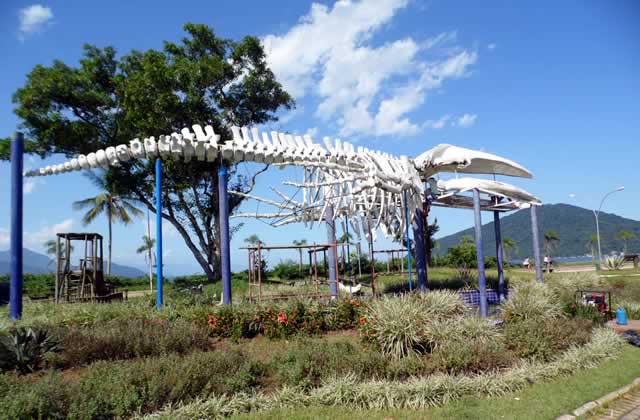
593;186;624;270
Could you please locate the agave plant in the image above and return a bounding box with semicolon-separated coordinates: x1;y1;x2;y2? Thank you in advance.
604;255;625;270
0;327;60;373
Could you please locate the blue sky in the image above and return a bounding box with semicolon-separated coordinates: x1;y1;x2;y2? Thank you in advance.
0;0;638;275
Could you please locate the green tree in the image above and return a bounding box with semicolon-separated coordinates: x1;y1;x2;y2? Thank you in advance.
72;171;143;275
43;239;73;270
5;23;293;282
136;235;156;292
543;230;560;257
244;234;264;247
292;239;307;276
425;219;440;265
446;236;477;268
616;230;636;254
502;236;517;262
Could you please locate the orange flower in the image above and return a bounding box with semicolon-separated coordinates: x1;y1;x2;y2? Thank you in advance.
359;316;366;324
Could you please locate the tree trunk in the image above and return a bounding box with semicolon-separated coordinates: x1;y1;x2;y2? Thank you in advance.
107;201;112;276
147;212;153;293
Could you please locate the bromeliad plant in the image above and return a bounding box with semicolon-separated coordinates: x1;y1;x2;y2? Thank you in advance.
0;327;60;374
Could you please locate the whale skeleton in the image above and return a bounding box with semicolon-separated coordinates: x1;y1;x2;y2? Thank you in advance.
25;123;539;243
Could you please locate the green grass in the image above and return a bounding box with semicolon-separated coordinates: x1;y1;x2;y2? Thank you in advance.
233;345;640;420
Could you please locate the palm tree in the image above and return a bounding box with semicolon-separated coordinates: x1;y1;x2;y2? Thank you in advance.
338;232;352;273
43;239;73;270
616;230;637;254
136;235;156;292
586;234;599;264
292;239;308;276
244;235;265;275
244;234;263;246
72;170;143;275
502;236;517;262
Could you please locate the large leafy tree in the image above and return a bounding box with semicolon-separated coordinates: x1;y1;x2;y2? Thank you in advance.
6;24;294;282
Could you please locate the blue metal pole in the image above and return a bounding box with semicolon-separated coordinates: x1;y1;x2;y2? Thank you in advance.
10;132;24;320
218;166;232;304
155;158;163;309
403;190;413;292
530;205;544;282
493;210;505;301
325;204;338;298
413;203;427;292
473;189;488;317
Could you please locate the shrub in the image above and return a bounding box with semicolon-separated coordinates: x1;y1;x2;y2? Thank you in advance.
51;318;209;368
504;318;592;361
565;302;607;325
501;282;562;323
0;327;59;373
429;337;515;374
0;349;267;419
272;339;387;388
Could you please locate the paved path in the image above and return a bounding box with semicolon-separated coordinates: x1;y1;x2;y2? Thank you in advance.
590;388;640;419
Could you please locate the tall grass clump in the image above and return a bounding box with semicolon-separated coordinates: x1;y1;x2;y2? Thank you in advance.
361;295;432;359
361;292;468;359
501;281;562;322
547;272;603;305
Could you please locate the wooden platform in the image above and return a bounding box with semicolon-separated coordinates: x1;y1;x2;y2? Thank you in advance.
607;319;640;334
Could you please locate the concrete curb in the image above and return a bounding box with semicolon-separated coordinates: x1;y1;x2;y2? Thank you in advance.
556;377;640;419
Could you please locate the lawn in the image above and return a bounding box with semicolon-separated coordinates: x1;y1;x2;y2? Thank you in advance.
234;345;640;420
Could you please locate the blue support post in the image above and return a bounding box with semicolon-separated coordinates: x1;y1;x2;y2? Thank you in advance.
155;159;163;309
403;190;413;292
530;205;544;282
413;203;427;292
325;204;338;298
493;210;505;301
473;189;488;317
10;132;24;320
218;166;232;304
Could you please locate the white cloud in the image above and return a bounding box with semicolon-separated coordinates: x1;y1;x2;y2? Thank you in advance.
424;114;450;130
304;127;318;138
24;180;36;194
263;0;477;137
18;4;53;40
0;228;9;247
487;43;497;50
456;113;477;127
3;219;74;250
569;193;576;198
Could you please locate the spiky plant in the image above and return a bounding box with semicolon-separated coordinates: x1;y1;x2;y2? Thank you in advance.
0;327;59;374
604;255;625;270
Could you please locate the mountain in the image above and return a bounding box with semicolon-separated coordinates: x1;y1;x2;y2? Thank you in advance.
0;249;146;278
434;203;640;260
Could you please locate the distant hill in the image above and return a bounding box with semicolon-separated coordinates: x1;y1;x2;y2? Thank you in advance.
0;249;146;278
434;203;640;260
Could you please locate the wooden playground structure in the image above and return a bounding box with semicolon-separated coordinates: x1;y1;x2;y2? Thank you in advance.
54;233;122;303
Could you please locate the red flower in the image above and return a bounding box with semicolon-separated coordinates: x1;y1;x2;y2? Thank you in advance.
359;316;366;325
277;311;288;324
